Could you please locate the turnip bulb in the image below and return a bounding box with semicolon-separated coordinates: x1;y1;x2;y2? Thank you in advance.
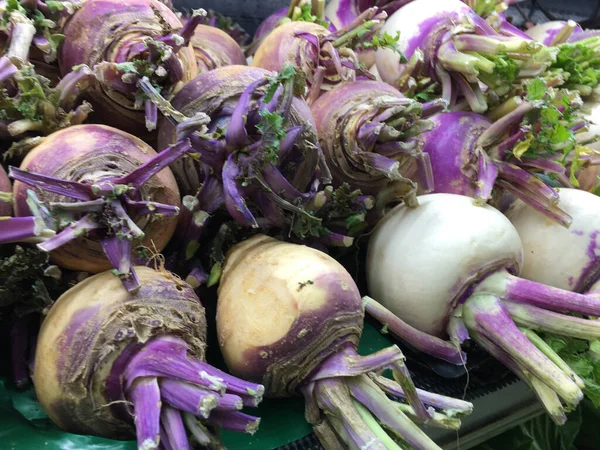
416;91;590;226
366;193;600;423
252;7;385;103
150;65;371;266
310;80;446;208
58;0;201;138
34;266;265;450
375;0;555;113
9;124;184;291
187;23;246;73
217;234;473;450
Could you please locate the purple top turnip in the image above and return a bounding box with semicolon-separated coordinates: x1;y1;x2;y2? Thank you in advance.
251;8;384;104
58;0;200;139
34;266;264;449
365;192;600;423
217;234;473;449
188;24;246;73
9;124;182;291
375;0;555;113
311;79;445;208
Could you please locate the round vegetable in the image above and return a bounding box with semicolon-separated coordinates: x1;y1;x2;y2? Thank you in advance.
188;24;247;73
59;0;200;138
251;8;383;104
34;266;264;450
525;20;583;46
217;234;473;450
9;124;182;290
366;193;600;423
375;0;553;113
311;80;445;208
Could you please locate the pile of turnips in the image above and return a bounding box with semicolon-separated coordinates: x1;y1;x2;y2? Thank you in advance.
3;0;600;448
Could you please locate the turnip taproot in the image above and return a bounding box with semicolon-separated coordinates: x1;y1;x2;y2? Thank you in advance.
59;0;201;137
217;234;473;450
366;193;600;423
9;124;183;290
34;265;264;450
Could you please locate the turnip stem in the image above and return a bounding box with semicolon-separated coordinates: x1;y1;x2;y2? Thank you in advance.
315;378;386;450
313;420;346;450
9;166;93;201
396;404;462;430
215;393;244;411
390;360;433;421
36;215;101;252
470;329;567;425
159;379;219;419
508;301;600;342
207;411;261;434
7;12;35;66
182;413;211;446
129;377;161;450
453;35;542;55
481;270;600;316
55;65;96;111
463;294;583;406
362;296;466;364
311;344;405;380
347;375;441;450
353;401;405;450
160;406;191;450
520;328;585;389
477;101;535;148
0;216;54;244
369;374;473;414
475;150;498;201
0;56;17;82
447;315;469;346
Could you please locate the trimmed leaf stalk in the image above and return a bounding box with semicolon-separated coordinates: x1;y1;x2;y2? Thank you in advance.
366;193;600;420
311;79;444;211
9;124;182;292
252;7;386;103
58;0;201;138
33;267;264;450
217;235;473;450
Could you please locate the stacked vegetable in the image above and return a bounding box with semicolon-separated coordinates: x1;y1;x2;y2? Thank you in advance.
4;0;600;449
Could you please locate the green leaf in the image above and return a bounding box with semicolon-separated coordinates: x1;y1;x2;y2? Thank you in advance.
526;77;548;101
255;109;287;165
358;31;407;63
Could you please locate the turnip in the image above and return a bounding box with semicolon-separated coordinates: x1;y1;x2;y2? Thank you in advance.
365;193;600;423
375;0;555;113
217;234;473;450
416;79;593;227
525;21;583;46
187;24;246;73
251;7;385;103
310;79;446;208
58;0;202;138
9;124;184;291
149;64;368;266
34;265;264;450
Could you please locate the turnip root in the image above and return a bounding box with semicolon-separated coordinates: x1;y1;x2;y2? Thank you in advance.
9;124;183;291
310;80;445;208
188;24;247;73
58;0;201;138
366;193;600;423
217;234;473;450
375;0;555;112
251;8;384;103
34;266;264;450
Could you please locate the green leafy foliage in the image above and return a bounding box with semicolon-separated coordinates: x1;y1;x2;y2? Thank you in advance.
255;109;287;165
357;31;407;63
552;38;600;90
293;4;330;29
263;63;305;103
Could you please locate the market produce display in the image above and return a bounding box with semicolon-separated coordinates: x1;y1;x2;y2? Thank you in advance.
2;0;600;449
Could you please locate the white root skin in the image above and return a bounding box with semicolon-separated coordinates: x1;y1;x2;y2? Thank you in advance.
366;193;522;337
506;188;600;291
375;0;470;86
524;21;572;44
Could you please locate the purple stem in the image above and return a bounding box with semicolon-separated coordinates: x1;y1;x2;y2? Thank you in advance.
37;215;102;252
216;393;244;411
128;377;161;450
0;56;18;82
161;406;191;450
225;79;266;149
115;140;192;190
222;154;259;228
475;150;499;201
185;266;208;288
182;413;212;446
362;296;466;364
463;294;583;406
390;360;433;421
123;197;180;216
478;101;535;148
159;378;219;419
145;100;158;131
100;236;140;293
0;216;51;244
207;411;261;434
54;65;96;111
370;375;473;414
8;166;93;201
